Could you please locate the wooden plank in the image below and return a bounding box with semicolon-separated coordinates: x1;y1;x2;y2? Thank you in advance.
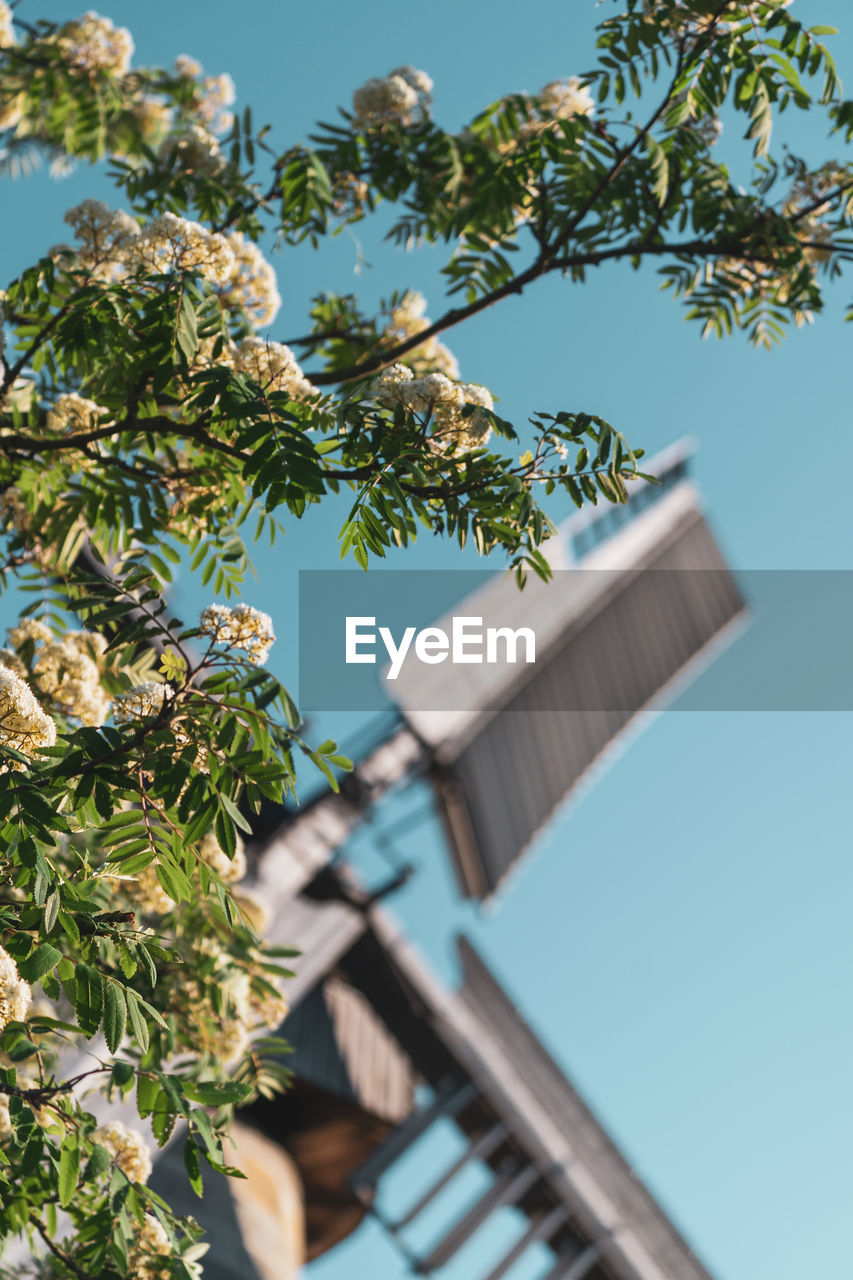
479;1204;569;1280
418;1162;541;1272
393;1121;509;1230
350;1080;478;1191
541;1239;607;1280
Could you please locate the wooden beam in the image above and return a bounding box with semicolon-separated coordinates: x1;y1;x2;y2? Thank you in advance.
350;1080;478;1191
479;1204;570;1280
541;1239;608;1280
392;1120;509;1230
417;1161;541;1273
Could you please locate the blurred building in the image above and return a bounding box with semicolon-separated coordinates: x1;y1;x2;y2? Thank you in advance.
149;440;744;1280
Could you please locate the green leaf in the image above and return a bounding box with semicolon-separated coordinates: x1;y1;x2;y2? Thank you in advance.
136;1073;159;1119
183;1081;254;1106
218;792;252;834
125;990;150;1055
111;1061;135;1092
82;1142;113;1183
18;943;62;985
58;1139;80;1208
103;982;127;1054
75;964;103;1038
184;1139;204;1198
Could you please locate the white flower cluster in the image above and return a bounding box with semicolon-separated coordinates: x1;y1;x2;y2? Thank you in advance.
199;602;275;665
200;830;247;884
0;2;20;129
0;1068;50;1140
93;1121;152;1184
158;123;224;178
62;202;283;338
122;862;173;916
385;291;459;378
538;77;595;122
0;648;24;677
112;681;169;724
46;391;106;434
353;65;433;129
0;1;14;48
219;232;282;328
51;11;134;76
247;979;289;1031
191;939;288;1051
173;54;236;135
233;335;316;402
197;71;236;135
123;829;246;917
0;945;31;1031
63;199;140;282
374;365;495;454
784;167;843;267
129;1215;173;1280
232;888;270;934
0;490;36;542
173;53;202;79
30;628;110;727
130;212;235;285
0;662;57;761
129;97;172;147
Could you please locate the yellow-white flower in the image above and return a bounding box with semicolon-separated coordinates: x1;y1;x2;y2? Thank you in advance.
0;1;15;49
199;602;275;665
113;681;169;724
0;945;31;1030
93;1121;152;1184
0;663;57;758
353;66;432;128
233;336;316;401
51;11;134;75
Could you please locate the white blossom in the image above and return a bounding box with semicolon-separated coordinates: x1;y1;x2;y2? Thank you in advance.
128;213;235;285
219;233;282;328
128;1215;173;1280
0;2;15;49
0;663;57;759
64;199;140;281
199;602;275;665
93;1121;152;1184
46;392;107;434
384;292;460;378
158;124;224;177
0;945;31;1031
353;66;432;128
112;681;169;724
374;367;495;454
51;11;134;76
539;77;595;121
8;624;111;727
233;335;316;402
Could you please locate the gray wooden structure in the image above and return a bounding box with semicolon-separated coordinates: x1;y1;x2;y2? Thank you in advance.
390;442;745;898
240;876;716;1280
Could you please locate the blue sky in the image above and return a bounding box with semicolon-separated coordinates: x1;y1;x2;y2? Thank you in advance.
2;4;852;1279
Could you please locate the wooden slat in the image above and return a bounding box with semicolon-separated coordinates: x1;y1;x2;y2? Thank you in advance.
393;1121;509;1230
418;1162;541;1272
479;1204;570;1280
541;1239;607;1280
350;1080;478;1191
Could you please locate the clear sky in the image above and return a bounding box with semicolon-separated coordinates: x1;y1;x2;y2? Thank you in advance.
2;4;852;1280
